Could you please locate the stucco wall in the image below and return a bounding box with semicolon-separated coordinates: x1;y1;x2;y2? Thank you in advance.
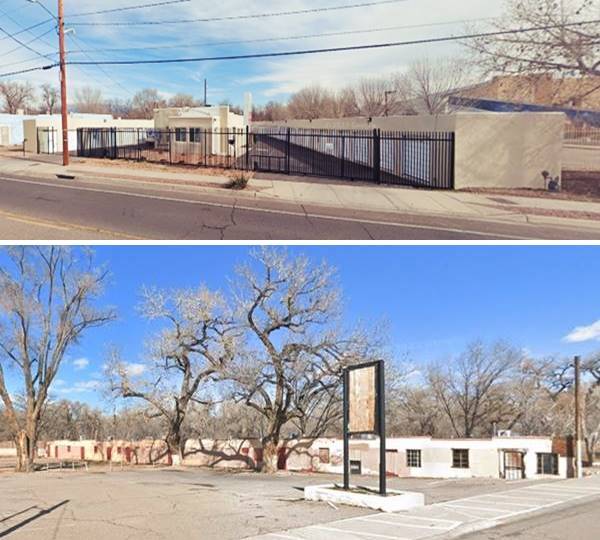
255;113;565;189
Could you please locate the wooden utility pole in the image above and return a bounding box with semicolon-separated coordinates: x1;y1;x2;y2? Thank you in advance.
574;355;583;479
58;0;69;166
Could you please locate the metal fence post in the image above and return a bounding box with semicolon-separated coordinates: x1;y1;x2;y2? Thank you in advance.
112;127;117;159
285;127;291;175
245;125;250;171
343;368;350;490
373;129;381;183
449;132;456;190
168;129;172;165
340;133;346;178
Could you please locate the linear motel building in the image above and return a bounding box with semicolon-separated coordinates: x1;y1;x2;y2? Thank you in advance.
41;434;574;480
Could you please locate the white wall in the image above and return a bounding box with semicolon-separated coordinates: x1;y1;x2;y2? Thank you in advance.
255;113;565;189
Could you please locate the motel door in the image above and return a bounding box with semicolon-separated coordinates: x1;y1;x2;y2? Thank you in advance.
503;451;525;480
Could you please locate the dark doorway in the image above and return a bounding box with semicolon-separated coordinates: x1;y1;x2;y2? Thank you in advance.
503;451;525;480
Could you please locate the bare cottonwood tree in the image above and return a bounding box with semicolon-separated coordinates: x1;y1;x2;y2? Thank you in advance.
353;77;398;117
168;93;198;108
428;341;524;438
0;81;34;114
0;247;113;472
39;83;59;114
225;248;384;473
287;86;337;120
107;286;235;462
75;86;106;114
397;58;470;114
468;0;600;104
131;88;167;119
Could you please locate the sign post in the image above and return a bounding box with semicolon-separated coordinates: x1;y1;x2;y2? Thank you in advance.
343;360;386;496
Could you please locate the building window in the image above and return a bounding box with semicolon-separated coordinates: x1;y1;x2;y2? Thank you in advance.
406;449;422;468
318;448;330;464
452;449;469;469
67;445;71;452
175;128;187;142
189;128;203;142
350;460;362;475
537;453;559;475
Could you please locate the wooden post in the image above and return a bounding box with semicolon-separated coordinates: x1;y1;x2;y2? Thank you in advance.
58;0;69;166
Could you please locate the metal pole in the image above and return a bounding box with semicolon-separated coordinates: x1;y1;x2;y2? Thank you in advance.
58;0;69;166
343;368;350;490
378;361;386;496
574;356;583;479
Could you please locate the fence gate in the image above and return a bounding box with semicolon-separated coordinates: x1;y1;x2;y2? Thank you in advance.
503;451;525;480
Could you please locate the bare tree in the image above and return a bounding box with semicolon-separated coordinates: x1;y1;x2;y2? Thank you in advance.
467;0;600;104
225;248;384;473
39;83;59;114
0;81;34;114
0;247;114;472
428;341;524;438
353;77;397;117
74;86;106;114
396;58;469;114
168;93;198;108
106;285;235;462
287;86;337;120
131;88;167;119
253;100;289;121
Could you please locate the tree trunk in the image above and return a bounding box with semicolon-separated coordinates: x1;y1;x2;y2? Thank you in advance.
15;430;35;472
261;436;279;473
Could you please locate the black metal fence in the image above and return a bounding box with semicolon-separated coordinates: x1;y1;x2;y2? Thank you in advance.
75;127;455;189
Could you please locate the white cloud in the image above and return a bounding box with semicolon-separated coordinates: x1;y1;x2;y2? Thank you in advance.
564;320;600;343
125;363;146;376
54;380;101;394
73;357;90;370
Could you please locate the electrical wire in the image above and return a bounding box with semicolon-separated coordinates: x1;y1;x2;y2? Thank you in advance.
68;0;191;17
63;19;600;67
64;17;497;55
0;18;53;42
69;0;412;26
2;19;598;78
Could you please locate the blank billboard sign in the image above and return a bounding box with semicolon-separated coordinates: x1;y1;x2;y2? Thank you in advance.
348;365;377;434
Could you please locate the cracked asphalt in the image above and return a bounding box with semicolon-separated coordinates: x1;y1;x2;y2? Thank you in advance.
0;468;548;540
1;172;598;240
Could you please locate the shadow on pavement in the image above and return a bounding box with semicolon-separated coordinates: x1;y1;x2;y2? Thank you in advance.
0;500;69;538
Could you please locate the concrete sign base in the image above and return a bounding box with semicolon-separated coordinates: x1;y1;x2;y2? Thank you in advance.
304;484;425;512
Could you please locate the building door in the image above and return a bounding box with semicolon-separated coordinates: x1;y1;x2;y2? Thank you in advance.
503;451;524;480
106;447;112;461
80;447;85;460
277;448;287;470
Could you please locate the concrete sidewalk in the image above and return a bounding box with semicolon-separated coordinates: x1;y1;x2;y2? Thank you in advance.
247;476;600;540
3;152;600;231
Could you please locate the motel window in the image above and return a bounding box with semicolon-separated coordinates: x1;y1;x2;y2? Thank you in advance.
452;449;469;469
318;448;330;464
189;128;203;143
175;128;187;142
406;449;422;468
67;445;71;452
537;453;559;475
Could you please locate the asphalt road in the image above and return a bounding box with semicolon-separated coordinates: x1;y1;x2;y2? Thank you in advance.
457;498;600;540
0;172;598;240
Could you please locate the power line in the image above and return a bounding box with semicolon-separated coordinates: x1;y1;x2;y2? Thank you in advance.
3;19;599;78
68;0;411;26
68;0;191;17
64;17;497;55
63;19;600;67
0;18;53;42
0;23;55;61
0;64;53;78
1;27;56;60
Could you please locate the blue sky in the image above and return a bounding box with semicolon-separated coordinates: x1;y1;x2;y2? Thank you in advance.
3;245;600;408
0;0;505;106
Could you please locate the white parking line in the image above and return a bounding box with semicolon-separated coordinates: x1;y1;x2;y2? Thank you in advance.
313;526;407;539
472;499;538;508
358;517;452;530
442;503;507;513
390;516;462;525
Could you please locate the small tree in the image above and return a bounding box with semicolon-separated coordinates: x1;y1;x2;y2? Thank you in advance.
168;93;198;108
0;247;114;472
106;285;235;462
0;81;34;114
131;89;167;119
39;83;59;114
225;248;384;473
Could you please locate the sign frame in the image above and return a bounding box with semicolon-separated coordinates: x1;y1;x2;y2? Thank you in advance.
342;360;386;496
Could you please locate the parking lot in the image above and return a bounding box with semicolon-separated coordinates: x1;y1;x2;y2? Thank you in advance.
0;466;564;540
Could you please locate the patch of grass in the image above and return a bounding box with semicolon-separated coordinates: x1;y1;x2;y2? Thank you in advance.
225;172;249;190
